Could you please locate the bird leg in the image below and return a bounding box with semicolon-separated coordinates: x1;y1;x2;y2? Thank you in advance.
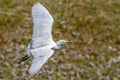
18;55;30;64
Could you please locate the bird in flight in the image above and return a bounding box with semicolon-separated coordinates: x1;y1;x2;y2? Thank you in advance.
18;3;72;76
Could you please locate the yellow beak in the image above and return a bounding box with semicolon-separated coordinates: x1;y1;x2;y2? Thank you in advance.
65;41;73;43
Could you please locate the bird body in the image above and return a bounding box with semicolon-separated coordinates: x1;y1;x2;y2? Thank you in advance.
27;3;56;75
18;3;71;76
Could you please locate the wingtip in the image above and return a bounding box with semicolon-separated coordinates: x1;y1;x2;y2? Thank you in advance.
29;72;35;76
34;2;40;6
29;69;38;76
32;2;45;12
32;2;43;8
29;69;35;76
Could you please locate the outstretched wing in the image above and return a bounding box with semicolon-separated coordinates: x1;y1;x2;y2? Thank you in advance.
31;3;54;49
29;46;54;75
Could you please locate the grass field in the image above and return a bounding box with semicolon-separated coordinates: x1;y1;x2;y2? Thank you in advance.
0;0;120;80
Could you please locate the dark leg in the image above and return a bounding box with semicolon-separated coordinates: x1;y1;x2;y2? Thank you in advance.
18;55;30;64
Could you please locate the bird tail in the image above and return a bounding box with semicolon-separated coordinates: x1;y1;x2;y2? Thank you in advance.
18;55;30;64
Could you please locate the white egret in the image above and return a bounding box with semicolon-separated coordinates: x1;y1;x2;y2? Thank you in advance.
18;3;71;76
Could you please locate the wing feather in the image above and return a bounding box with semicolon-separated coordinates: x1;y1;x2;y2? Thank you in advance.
27;3;56;75
29;47;54;75
31;3;54;49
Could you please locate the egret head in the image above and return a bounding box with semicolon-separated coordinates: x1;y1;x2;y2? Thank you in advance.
52;40;72;50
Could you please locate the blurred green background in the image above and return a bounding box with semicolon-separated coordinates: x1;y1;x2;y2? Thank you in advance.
0;0;120;80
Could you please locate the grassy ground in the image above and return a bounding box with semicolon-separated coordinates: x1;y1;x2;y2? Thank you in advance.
0;0;120;80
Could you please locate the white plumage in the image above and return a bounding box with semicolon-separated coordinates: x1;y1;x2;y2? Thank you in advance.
28;3;56;75
29;46;54;75
18;3;71;76
30;3;55;49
